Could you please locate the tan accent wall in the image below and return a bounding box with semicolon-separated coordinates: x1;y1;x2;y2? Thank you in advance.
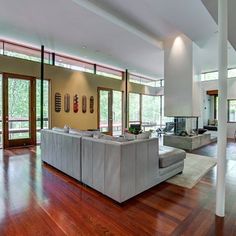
0;55;160;130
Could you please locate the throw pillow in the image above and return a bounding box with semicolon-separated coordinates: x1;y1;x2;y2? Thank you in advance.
124;132;136;141
136;131;151;140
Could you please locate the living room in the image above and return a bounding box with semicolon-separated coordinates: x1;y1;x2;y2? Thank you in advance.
0;0;236;235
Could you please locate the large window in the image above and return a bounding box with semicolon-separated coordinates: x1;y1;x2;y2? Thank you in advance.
128;94;172;131
0;39;125;80
0;40;3;55
36;79;50;143
3;42;50;64
201;72;218;81
228;100;236;122
55;55;94;74
0;75;2;146
129;93;141;125
228;69;236;78
161;96;174;126
141;95;161;131
129;74;163;88
96;66;123;80
201;68;236;81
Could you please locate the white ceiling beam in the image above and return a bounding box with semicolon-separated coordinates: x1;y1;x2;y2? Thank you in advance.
71;0;163;50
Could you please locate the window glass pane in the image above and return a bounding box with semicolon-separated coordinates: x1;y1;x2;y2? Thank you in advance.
129;93;140;124
96;66;122;80
201;72;218;81
129;74;162;87
112;91;122;136
8;79;30;140
0;75;2;146
0;41;3;55
228;100;236;122
99;90;109;133
142;95;161;131
55;55;94;73
216;96;218;120
201;69;236;81
162;96;174;126
228;69;236;78
4;42;50;63
36;79;49;143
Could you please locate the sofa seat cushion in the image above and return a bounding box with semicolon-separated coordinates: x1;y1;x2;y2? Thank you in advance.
159;146;186;168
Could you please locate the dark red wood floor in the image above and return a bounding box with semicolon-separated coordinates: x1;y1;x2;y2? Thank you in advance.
0;141;236;235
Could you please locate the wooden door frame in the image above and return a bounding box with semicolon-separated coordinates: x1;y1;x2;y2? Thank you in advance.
97;87;123;136
2;73;36;148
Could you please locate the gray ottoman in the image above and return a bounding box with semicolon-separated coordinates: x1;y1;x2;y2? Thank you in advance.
159;145;186;168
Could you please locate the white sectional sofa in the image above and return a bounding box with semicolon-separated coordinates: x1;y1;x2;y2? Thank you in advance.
82;137;185;202
41;129;186;203
41;130;82;181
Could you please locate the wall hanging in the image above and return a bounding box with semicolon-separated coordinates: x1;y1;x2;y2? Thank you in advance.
82;95;87;113
64;93;70;113
55;92;61;112
90;96;94;113
73;94;79;113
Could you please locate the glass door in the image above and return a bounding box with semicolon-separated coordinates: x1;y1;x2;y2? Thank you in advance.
98;88;122;136
98;89;112;135
112;91;122;136
2;73;36;148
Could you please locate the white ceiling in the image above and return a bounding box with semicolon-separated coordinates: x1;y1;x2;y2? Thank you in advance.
0;0;235;78
202;0;236;50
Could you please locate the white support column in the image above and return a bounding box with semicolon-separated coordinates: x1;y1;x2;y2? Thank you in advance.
216;0;228;217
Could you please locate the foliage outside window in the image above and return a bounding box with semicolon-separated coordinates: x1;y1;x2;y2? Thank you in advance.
129;93;140;124
112;91;122;136
142;95;161;130
99;90;109;133
228;100;236;122
161;96;174;126
36;79;49;143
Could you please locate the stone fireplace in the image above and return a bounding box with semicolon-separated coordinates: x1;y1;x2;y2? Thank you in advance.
163;116;217;151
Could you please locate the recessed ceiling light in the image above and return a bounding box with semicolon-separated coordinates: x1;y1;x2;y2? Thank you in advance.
82;45;87;49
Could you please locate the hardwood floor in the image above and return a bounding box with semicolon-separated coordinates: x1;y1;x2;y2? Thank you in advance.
0;143;236;235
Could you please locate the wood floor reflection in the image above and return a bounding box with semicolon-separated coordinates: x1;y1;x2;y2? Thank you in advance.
0;143;236;235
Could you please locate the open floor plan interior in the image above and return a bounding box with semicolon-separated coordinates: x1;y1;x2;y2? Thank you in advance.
0;0;236;235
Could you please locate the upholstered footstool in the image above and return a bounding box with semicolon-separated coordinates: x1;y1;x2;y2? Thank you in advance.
159;145;186;169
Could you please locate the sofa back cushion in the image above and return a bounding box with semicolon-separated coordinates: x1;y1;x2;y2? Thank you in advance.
69;128;94;137
52;127;69;133
124;131;151;140
124;132;136;141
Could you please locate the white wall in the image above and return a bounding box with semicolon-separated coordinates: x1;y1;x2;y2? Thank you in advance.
164;34;201;117
200;78;236;138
